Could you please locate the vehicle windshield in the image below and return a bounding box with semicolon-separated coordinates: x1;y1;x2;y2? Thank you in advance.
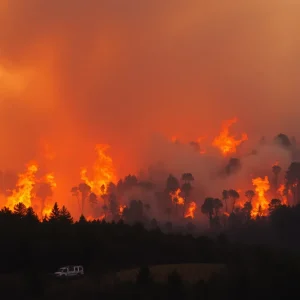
59;268;67;272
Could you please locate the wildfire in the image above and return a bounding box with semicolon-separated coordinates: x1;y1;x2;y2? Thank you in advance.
80;144;116;195
170;188;184;205
41;172;57;217
6;162;38;210
184;201;197;219
277;184;288;205
212;118;248;156
251;176;270;217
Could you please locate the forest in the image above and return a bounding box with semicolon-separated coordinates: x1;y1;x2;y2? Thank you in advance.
1;198;300;299
2;133;300;298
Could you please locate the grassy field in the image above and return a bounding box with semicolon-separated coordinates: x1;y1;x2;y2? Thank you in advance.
113;263;226;284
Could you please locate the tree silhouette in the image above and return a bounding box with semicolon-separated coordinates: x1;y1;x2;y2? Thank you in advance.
106;182;117;195
201;197;223;228
272;164;282;191
222;190;229;212
14;202;27;218
78;183;91;216
139;181;155;190
108;193;118;219
100;204;107;219
181;173;194;183
123;174;138;190
49;202;60;222
71;186;80;212
285;162;300;205
89;192;98;205
71;183;91;216
213;198;223;217
245;190;255;203
268;199;282;214
60;205;73;224
0;206;13;220
181;173;194;216
165;174;180;192
201;198;215;227
24;207;39;223
228;189;240;213
242;201;252;222
123;200;144;224
79;214;87;223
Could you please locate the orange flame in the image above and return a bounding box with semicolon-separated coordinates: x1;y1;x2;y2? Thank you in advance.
212;118;248;156
277;184;288;205
6;162;38;210
80;144;116;195
184;201;197;218
41;172;57;217
251;176;270;217
170;188;184;205
86;214;105;221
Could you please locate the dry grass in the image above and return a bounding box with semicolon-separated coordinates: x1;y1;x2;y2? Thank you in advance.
113;263;226;284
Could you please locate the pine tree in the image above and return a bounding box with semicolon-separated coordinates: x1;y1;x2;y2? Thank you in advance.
42;214;49;223
79;214;87;223
60;205;73;224
14;202;27;218
24;207;39;223
49;202;60;222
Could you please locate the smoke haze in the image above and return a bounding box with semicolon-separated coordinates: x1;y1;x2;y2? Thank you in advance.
1;0;300;212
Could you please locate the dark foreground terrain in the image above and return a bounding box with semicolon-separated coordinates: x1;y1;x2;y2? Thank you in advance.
2;254;300;300
2;202;300;299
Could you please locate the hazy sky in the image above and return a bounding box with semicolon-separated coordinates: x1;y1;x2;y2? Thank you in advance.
1;0;300;181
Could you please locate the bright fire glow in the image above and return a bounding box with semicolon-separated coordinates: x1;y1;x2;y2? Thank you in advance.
80;144;116;195
170;188;184;205
6;162;38;210
251;176;270;218
212;118;248;156
277;184;288;205
184;201;197;219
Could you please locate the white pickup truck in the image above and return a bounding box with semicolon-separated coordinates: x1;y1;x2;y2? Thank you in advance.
54;265;84;278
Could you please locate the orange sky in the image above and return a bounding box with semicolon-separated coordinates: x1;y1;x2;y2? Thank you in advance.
1;0;300;205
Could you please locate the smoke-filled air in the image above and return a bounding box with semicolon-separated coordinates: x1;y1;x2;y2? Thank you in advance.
2;1;300;229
